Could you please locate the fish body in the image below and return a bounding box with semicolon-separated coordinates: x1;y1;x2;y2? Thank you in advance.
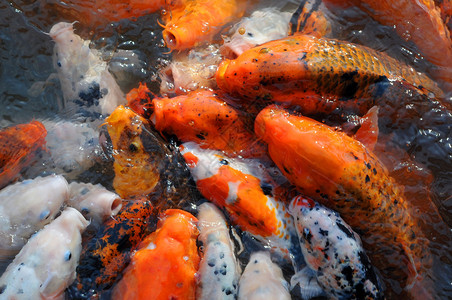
159;44;222;95
0;175;68;250
67;199;155;298
221;8;292;58
180;142;296;260
150;90;266;158
216;34;443;115
289;196;384;300
112;209;199;300
50;22;125;117
161;0;245;50
237;251;291;300
196;202;241;300
67;182;122;225
254;105;430;296
0;121;47;189
0;207;89;299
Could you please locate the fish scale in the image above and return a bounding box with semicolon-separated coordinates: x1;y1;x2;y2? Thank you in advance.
216;34;443;115
255;105;432;298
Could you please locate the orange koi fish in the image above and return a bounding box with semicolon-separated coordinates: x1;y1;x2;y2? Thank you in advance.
322;0;452;93
254;105;432;298
112;209;199;300
66;199;156;299
127;88;266;158
216;34;443;115
0;121;47;189
161;0;245;51
179;142;300;261
41;0;177;28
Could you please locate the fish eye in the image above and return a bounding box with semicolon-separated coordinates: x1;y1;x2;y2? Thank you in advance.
129;142;140;152
64;250;72;261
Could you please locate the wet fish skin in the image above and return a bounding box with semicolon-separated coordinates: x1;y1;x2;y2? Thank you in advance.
197;202;241;300
66;199;155;299
0;121;47;189
0;207;89;299
50;22;125;117
254;105;431;297
237;251;291;300
289;196;384;300
67;182;122;225
112;209;199;300
0;175;68;250
216;34;443;114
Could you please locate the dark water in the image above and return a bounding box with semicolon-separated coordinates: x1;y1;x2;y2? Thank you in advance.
0;0;451;299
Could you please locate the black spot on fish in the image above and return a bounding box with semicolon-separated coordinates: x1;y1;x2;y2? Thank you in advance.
208;258;216;267
372;76;390;98
303;228;313;243
319;228;329;236
341;265;354;284
196;133;206;140
260;182;273;196
336;221;355;240
78;82;101;107
57;61;62;67
247;32;254;37
340;71;359;98
128;143;138;152
219;252;225;259
365;175;370;183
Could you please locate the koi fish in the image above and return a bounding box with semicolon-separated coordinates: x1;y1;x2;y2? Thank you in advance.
41;0;175;28
322;0;452;93
50;22;125;117
0;121;47;189
148;89;265;158
254;105;431;298
289;196;384;300
179;142;297;261
216;34;444;115
67;182;122;225
0;175;68;250
66;199;156;299
112;209;199;300
288;0;332;38
159;44;222;95
237;251;291;300
196;202;241;299
161;0;245;51
0;207;89;300
104;105;199;207
220;8;292;59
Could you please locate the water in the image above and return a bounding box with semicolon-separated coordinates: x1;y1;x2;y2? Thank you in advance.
0;0;451;299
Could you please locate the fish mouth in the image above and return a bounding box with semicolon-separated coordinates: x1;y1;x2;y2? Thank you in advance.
163;29;180;51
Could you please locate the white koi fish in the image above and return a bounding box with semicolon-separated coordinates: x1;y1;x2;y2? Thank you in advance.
289;196;384;300
0;207;89;299
0;175;68;250
49;22;125;117
197;202;241;300
238;251;291;300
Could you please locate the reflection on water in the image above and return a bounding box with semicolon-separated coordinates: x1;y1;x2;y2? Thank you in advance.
0;0;451;298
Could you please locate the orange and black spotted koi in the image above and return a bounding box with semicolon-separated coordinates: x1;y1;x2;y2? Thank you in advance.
0;121;47;189
66;199;156;299
255;105;433;299
216;34;444;116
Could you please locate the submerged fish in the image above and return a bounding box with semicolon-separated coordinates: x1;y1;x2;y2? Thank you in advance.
0;207;89;299
237;251;291;300
180;142;297;261
67;200;155;298
221;8;292;59
289;196;384;300
161;0;245;50
254;105;431;297
159;44;222;95
197;202;241;300
0;121;47;189
216;34;444;115
50;22;125;117
67;181;122;225
112;209;199;300
0;175;68;250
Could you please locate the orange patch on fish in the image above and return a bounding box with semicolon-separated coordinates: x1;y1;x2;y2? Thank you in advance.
0;121;47;189
112;209;199;300
161;0;246;50
255;105;431;297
